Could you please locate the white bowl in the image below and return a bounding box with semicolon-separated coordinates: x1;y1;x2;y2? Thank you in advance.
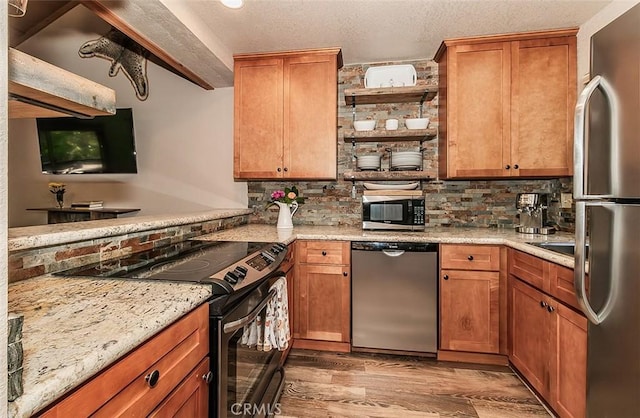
354;120;376;131
405;118;430;130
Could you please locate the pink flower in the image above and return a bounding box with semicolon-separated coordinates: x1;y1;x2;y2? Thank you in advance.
271;190;285;200
287;191;297;200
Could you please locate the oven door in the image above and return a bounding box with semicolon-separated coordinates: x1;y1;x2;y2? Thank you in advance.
212;277;286;418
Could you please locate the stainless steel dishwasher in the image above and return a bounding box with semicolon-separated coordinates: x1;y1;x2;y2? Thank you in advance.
351;241;438;354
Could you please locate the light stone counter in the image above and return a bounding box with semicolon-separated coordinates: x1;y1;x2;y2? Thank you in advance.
198;224;577;268
7;276;212;418
8;209;252;252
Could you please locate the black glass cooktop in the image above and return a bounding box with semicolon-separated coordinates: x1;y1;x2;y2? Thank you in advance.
55;240;271;282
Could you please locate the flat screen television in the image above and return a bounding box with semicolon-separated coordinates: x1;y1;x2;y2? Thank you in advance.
36;108;138;174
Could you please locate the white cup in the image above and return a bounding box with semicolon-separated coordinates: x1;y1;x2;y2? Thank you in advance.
385;119;399;130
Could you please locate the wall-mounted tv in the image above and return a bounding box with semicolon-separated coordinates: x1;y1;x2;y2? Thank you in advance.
37;108;138;174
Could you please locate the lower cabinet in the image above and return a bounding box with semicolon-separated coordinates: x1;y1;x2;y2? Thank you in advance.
439;244;506;362
293;240;350;352
40;304;210;417
509;249;587;418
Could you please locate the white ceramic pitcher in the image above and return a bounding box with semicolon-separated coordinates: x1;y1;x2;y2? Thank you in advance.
275;201;299;230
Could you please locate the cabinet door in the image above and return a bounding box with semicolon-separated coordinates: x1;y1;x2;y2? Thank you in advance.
440;269;500;353
294;264;349;342
284;54;338;179
550;303;587;418
509;278;551;399
511;36;576;177
444;42;511;178
149;358;210;418
234;58;284;179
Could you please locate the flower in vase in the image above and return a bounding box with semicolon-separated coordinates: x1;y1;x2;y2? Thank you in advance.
268;186;305;208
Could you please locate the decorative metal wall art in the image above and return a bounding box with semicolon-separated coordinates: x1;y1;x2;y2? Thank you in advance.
79;28;150;101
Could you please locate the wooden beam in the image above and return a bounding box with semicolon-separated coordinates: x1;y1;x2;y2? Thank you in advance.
8;47;116;119
81;0;234;90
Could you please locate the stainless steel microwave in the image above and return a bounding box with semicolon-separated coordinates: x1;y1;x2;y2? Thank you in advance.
362;193;425;231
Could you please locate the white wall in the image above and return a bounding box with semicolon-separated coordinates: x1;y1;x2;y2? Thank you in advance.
8;5;246;227
577;0;640;87
1;0;9;411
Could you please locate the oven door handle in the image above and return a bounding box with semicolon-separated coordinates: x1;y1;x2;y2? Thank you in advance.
223;287;278;334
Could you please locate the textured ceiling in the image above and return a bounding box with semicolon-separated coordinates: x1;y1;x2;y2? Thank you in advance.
187;0;611;64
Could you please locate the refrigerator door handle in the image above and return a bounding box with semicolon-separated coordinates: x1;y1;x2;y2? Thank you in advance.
574;75;618;200
574;201;618;325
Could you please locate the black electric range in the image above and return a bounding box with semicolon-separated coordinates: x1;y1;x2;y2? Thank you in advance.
55;239;289;314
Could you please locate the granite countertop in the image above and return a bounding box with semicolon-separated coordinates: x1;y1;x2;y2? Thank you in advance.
198;224;577;268
7;222;577;417
7;276;212;418
8;208;252;252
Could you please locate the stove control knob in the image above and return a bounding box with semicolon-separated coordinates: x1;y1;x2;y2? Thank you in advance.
234;266;248;278
224;271;239;284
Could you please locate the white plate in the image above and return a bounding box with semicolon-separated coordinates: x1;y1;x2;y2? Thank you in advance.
364;64;417;88
363;182;420;190
390;165;421;170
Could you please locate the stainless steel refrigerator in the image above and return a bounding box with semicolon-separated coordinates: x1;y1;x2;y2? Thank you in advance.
574;4;640;417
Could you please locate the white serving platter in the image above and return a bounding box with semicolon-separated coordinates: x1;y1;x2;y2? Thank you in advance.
363;182;420;190
364;64;417;88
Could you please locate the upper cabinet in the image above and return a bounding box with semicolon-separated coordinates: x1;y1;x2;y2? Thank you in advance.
434;29;577;179
233;48;343;180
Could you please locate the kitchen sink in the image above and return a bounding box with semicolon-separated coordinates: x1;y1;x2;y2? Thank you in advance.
528;241;588;257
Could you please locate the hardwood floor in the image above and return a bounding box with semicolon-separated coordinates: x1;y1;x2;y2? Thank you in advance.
279;349;551;418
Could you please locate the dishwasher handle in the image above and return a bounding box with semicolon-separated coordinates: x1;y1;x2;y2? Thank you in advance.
351;241;438;252
382;249;405;257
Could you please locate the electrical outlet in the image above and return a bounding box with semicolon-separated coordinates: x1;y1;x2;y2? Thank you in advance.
560;193;573;209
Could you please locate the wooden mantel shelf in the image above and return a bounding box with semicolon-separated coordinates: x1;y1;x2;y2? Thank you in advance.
343;170;437;181
344;85;438;106
343;128;436;142
8;48;116;119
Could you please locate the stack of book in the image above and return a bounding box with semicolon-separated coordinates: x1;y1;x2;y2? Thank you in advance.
71;201;104;209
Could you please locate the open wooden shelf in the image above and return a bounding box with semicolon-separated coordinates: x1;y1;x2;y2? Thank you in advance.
343;170;437;181
343;128;436;142
344;85;437;105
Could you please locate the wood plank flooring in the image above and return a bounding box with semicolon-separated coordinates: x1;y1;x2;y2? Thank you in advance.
279;349;551;418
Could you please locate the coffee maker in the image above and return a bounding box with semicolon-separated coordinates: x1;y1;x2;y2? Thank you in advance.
515;193;555;234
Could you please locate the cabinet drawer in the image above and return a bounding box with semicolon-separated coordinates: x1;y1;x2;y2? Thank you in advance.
549;263;581;311
297;240;350;265
508;248;548;292
41;304;209;417
440;244;501;271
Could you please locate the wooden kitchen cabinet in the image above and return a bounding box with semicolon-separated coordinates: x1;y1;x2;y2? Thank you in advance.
293;240;350;352
40;304;210;417
434;29;577;179
234;48;343;180
439;244;506;362
508;249;587;418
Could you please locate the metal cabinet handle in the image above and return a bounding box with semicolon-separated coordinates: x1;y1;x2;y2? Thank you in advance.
443;274;449;280
202;371;213;384
540;301;547;308
145;370;160;388
547;305;555;313
505;164;511;169
322;251;327;256
467;255;474;261
277;167;282;172
514;164;519;169
283;167;288;172
343;272;348;277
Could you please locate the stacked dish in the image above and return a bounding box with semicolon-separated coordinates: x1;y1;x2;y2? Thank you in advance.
356;155;382;171
390;151;422;170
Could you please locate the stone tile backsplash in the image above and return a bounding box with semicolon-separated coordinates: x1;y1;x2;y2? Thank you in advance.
8;215;248;283
248;59;575;230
